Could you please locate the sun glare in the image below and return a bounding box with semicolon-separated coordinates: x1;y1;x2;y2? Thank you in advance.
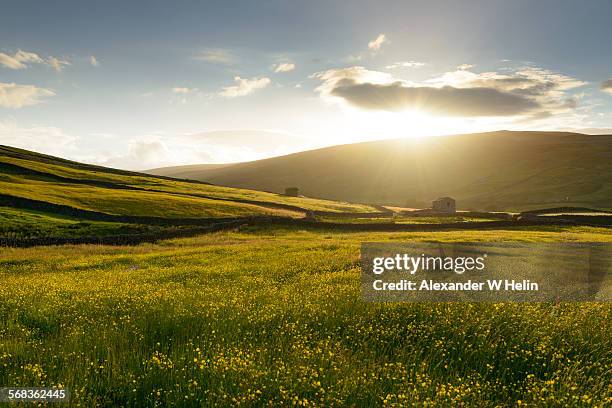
336;107;494;143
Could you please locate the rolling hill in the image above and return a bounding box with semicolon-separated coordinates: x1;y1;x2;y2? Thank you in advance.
147;131;612;211
0;145;379;224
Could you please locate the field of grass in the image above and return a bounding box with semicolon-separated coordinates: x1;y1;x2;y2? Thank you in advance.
0;225;610;406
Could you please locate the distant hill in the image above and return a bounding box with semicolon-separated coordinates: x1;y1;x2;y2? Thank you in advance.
146;163;234;180
146;131;612;211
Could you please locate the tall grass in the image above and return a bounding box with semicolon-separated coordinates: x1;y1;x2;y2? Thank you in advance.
0;226;610;406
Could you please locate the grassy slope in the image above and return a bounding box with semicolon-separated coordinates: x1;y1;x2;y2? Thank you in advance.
0;207;160;239
0;175;299;218
150;131;612;211
0;225;609;406
0;145;377;216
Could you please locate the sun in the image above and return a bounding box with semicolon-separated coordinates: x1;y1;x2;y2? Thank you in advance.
343;108;458;139
321;105;506;147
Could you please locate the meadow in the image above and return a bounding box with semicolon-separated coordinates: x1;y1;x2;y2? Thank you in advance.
0;225;610;406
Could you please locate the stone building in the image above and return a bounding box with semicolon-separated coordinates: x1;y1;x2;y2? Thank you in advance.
432;197;456;213
284;187;299;197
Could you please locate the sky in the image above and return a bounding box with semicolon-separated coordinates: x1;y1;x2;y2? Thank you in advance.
1;0;612;170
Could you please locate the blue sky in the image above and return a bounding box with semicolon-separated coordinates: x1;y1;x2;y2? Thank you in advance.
1;0;612;169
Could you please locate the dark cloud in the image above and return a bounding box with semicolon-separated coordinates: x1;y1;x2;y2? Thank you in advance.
329;79;540;116
314;66;585;119
602;79;612;93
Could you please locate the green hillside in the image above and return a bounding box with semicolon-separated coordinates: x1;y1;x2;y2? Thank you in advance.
148;131;612;211
0;206;162;239
0;145;378;223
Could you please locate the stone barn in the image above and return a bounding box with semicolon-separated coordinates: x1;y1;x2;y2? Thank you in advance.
432;197;456;214
284;187;299;197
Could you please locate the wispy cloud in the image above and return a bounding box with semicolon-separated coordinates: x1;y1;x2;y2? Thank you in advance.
273;62;295;73
457;64;475;70
368;34;387;51
602;79;612;94
172;87;197;94
89;56;99;67
46;56;71;72
195;48;235;64
0;49;70;71
349;34;389;61
385;61;425;69
0;50;43;69
219;76;271;97
0;82;55;108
